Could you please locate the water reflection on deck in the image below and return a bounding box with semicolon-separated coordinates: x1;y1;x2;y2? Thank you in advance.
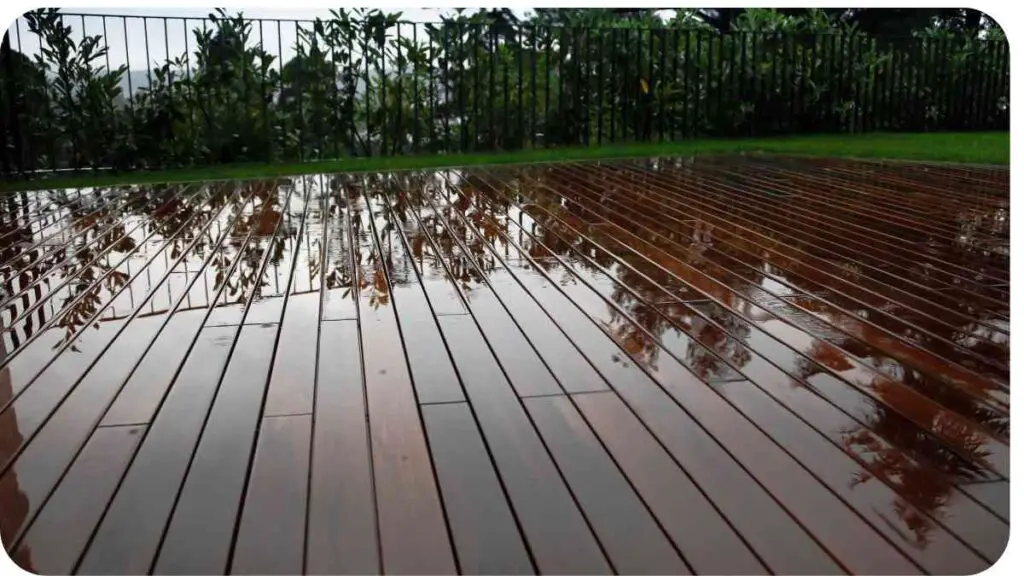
0;155;1010;574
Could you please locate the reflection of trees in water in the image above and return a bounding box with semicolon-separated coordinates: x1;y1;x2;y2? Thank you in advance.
0;181;269;353
497;165;1008;544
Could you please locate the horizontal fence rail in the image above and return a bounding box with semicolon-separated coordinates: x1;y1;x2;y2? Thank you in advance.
0;9;1011;177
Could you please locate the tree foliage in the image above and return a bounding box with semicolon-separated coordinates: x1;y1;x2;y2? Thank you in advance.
0;7;1009;174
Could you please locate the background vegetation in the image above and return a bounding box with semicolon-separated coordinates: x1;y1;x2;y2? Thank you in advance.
0;7;1009;175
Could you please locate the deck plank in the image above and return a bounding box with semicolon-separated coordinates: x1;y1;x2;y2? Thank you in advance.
523;394;690;574
573;391;768;575
421;402;533;574
353;185;456;575
438;315;611;575
306;320;378;575
75;326;236;575
153;324;278;574
230;414;312;575
11;424;145;574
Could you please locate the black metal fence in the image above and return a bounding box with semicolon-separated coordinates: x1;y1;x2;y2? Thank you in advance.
0;10;1011;177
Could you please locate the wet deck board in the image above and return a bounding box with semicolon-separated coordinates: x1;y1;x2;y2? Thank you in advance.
0;157;1008;574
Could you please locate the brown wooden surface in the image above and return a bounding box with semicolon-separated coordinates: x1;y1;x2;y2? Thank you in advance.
230;414;312;575
0;157;1008;575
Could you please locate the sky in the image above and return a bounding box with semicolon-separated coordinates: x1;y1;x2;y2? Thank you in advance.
5;7;537;71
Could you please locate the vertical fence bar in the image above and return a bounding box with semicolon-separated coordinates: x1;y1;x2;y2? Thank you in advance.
700;31;709;135
657;28;666;141
609;27;617;143
927;36;938;131
500;27;507;148
843;33;854;132
997;40;1008;129
888;42;899;131
714;33;723;134
630;28;638;140
808;34;817;132
621;28;629;141
917;36;925;130
378;22;387;155
396;22;404;155
411;24;419;152
970;43;983;129
575;25;582;145
983;42;995;129
433;25;442;152
427;25;436;151
847;36;856;133
489;25;496;148
583;27;590;146
472;23;480;150
255;20;266;162
892;41;902;131
1;32;17;174
558;26;566;144
597;29;604;145
60;14;76;170
517;26;523;148
769;32;779;134
910;36;921;131
792;33;801;132
936;36;949;130
544;26;551;147
362;24;371;155
330;22;341;158
745;30;754;136
670;28;679;141
960;42;972;130
312;23;324;160
16;21;33;172
184;19;197;165
530;25;537;147
972;40;983;130
442;25;451;152
459;23;467;151
296;22;308;161
683;29;691;138
783;33;794;132
868;37;879;133
346;26;356;156
952;37;964;131
980;41;995;129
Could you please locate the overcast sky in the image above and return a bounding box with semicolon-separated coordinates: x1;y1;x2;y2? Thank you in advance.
6;7;537;71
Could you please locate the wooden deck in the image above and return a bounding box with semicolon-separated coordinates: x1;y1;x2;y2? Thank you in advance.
0;155;1010;575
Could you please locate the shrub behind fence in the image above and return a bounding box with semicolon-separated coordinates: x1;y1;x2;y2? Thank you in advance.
0;9;1010;176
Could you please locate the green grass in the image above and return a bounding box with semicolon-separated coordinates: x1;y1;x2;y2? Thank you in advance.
0;131;1008;192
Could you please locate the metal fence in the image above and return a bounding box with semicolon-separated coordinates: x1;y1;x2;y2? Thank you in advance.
0;11;1011;177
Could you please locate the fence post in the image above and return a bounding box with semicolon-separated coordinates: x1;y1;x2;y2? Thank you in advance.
1;33;17;176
